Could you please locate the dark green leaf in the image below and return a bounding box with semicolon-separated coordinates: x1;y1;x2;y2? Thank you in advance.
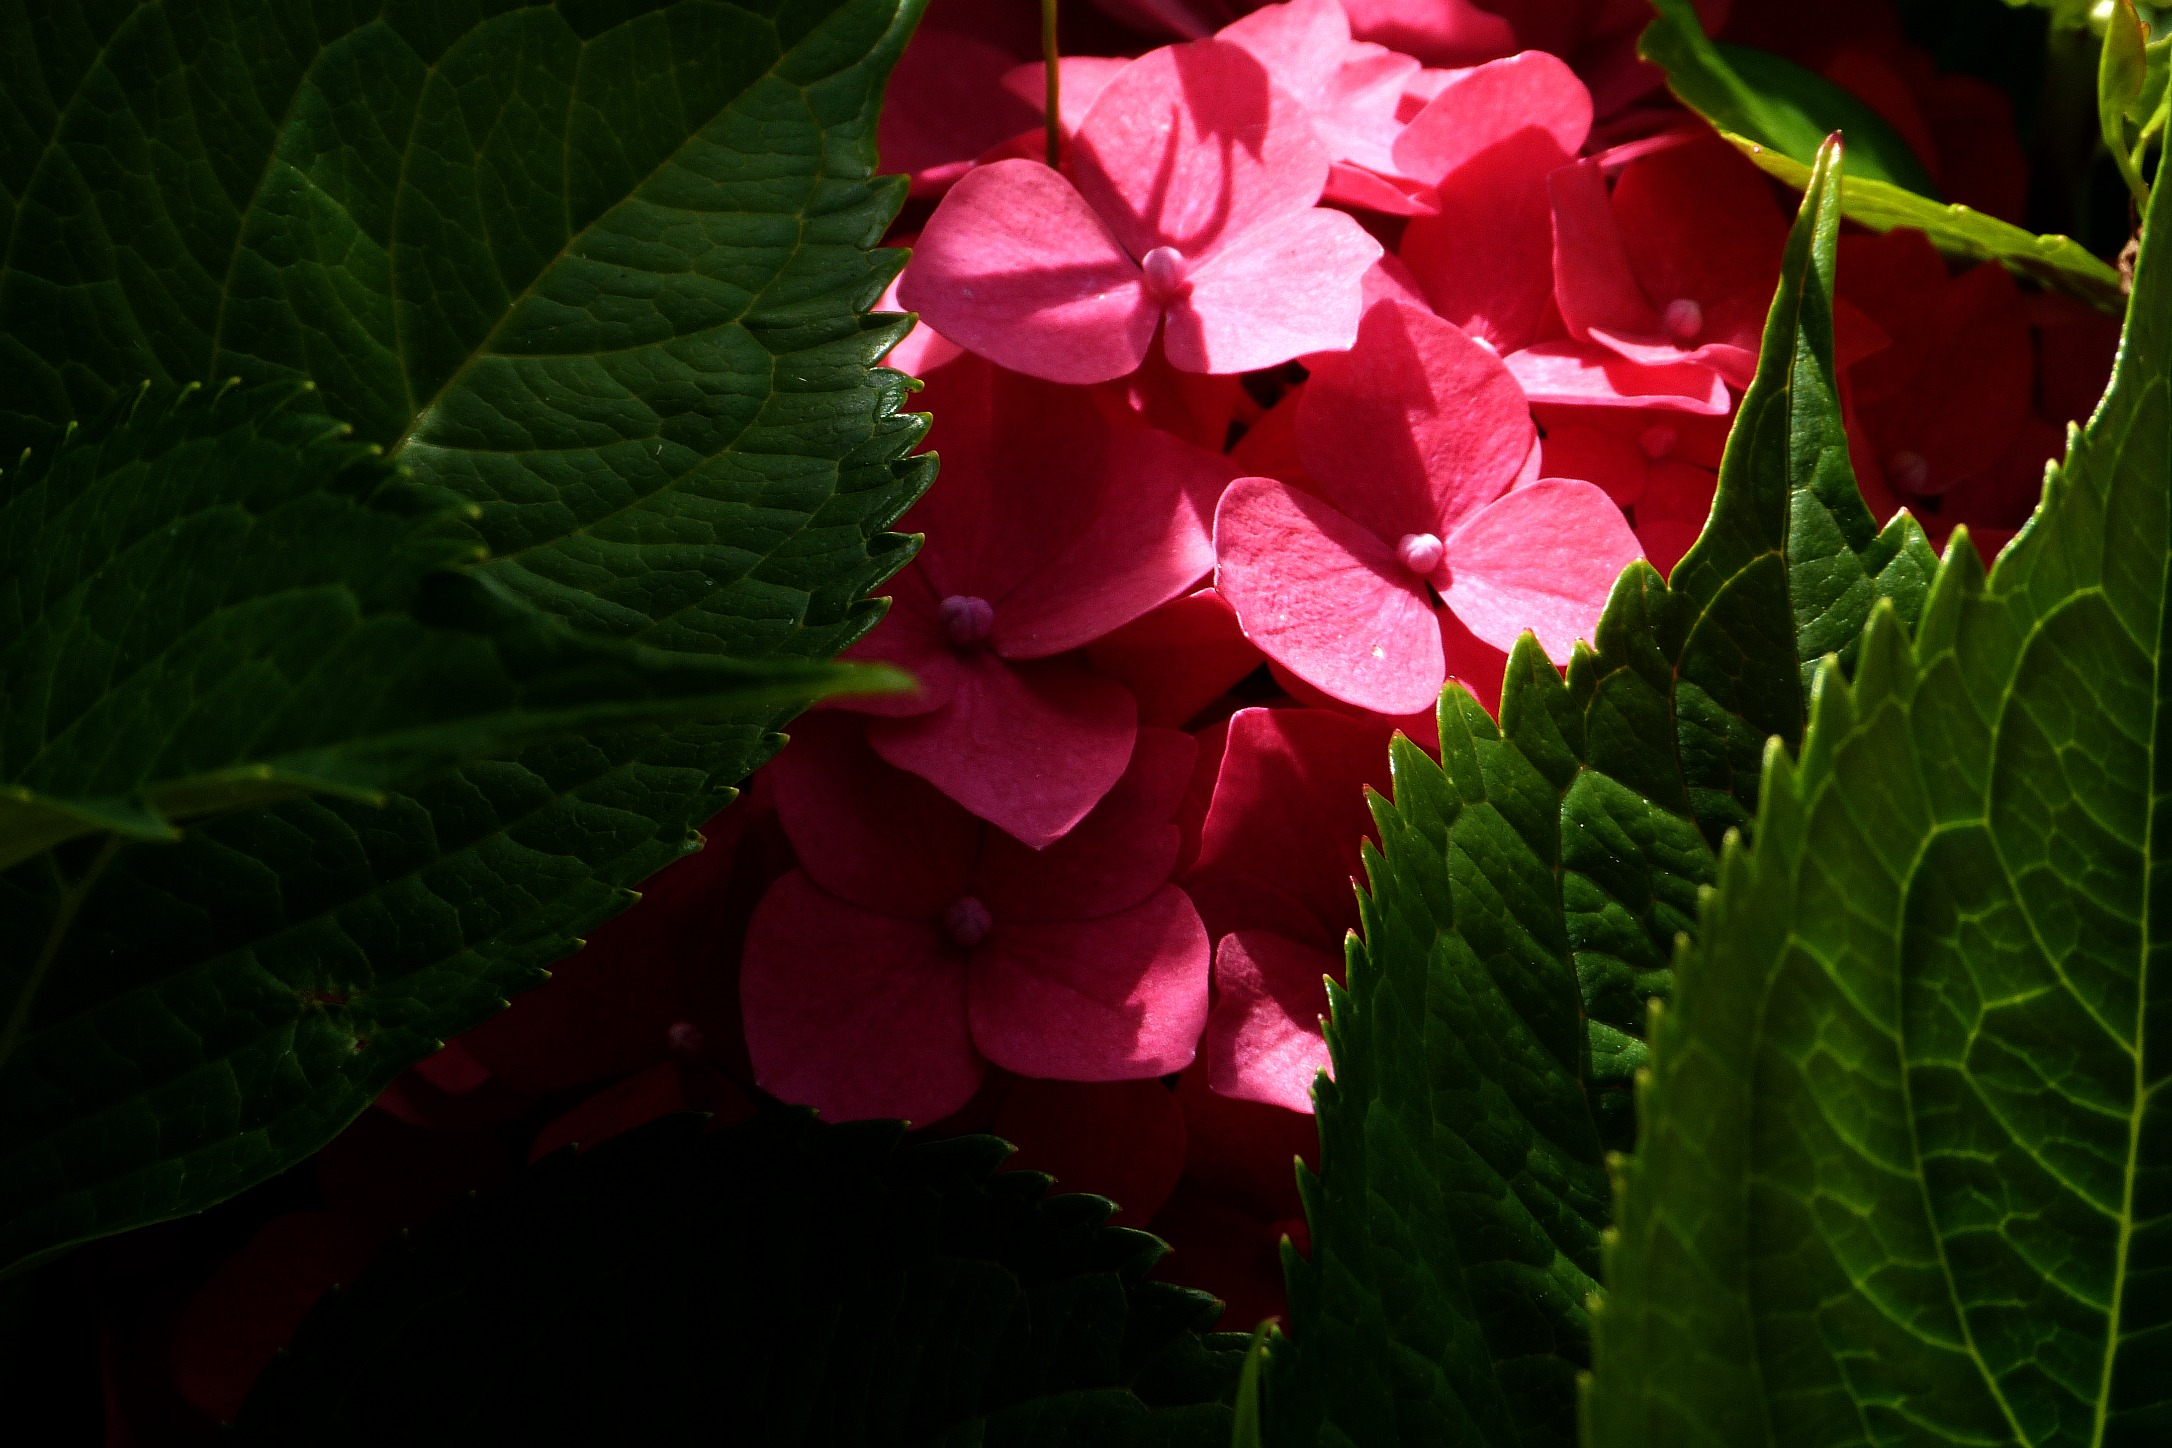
1585;96;2171;1448
1640;0;2126;309
0;380;891;871
235;1112;1245;1446
0;0;929;1275
1262;138;1942;1447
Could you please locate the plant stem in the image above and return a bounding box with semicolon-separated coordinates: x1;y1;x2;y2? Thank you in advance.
1042;0;1061;168
0;834;120;1071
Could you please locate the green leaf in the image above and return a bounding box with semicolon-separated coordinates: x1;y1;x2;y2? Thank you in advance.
0;0;929;1276
1585;113;2172;1448
0;380;893;873
2102;0;2152;202
234;1112;1245;1445
1261;138;1943;1448
1640;0;2127;310
1639;0;1939;196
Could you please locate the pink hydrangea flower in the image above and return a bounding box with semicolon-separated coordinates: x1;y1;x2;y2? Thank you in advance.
741;715;1212;1125
1547;137;1787;389
846;357;1233;847
1216;0;1431;214
900;38;1382;383
1214;298;1643;716
1536;405;1729;566
1393;50;1594;351
1184;707;1396;1112
877;0;1042;195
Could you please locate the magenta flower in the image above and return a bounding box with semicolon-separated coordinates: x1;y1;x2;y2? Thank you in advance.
1548;137;1788;390
1213;298;1643;716
1392;50;1593;352
899;37;1382;384
846;357;1233;847
741;715;1212;1125
1184;707;1395;1113
1216;0;1430;215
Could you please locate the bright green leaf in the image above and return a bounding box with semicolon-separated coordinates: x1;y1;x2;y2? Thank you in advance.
1641;0;2127;310
1641;0;1939;195
0;380;894;874
0;0;929;1276
234;1113;1246;1445
1586;111;2172;1448
1261;139;1942;1447
2102;0;2151;201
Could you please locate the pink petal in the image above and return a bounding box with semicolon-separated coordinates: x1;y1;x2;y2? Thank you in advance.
1539;418;1649;506
1502;341;1731;415
742;872;983;1124
1213;474;1445;716
901;359;1226;648
1314;47;1426;173
867;653;1138;849
1095;335;1252;451
170;1212;388;1423
969;885;1212;1079
840;563;962;718
992;423;1231;656
1298;299;1532;538
876;247;966;377
1398;126;1572;352
1093;0;1231;40
1216;0;1353;105
1163;206;1381;374
1439;477;1644;662
1086;587;1265;730
1185;705;1395;950
1323;161;1437;215
1440;606;1509;716
1208;930;1340;1113
1549;159;1663;344
879;25;1042;194
1341;0;1516;67
976;727;1196;922
1071;40;1331;264
1391;51;1591;186
526;1060;694;1163
991;1077;1188;1226
1612;137;1786;356
770;712;979;916
1634;459;1719;579
999;55;1132;134
900;159;1157;385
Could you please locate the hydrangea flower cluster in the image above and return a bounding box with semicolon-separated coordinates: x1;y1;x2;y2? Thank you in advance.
146;0;2122;1406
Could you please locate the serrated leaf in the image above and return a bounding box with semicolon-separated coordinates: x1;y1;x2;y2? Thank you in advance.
0;0;929;1275
0;380;892;872
1261;139;1944;1447
233;1112;1245;1446
1584;100;2172;1448
1640;0;2127;311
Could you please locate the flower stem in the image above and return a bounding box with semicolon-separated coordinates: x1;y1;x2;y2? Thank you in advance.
1042;0;1060;168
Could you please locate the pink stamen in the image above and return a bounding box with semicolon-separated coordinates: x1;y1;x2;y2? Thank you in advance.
1141;245;1190;300
1887;450;1930;493
942;896;994;949
665;1021;706;1061
1396;532;1445;575
1663;297;1704;341
939;594;995;646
